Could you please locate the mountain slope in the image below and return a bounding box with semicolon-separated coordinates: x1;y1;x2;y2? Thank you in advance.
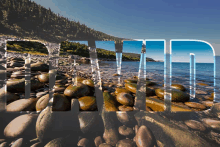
0;0;128;43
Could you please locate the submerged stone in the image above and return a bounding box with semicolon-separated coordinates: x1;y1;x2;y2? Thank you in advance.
145;97;192;112
103;91;118;111
155;88;189;102
116;92;134;106
115;88;130;95
78;96;97;111
64;83;90;98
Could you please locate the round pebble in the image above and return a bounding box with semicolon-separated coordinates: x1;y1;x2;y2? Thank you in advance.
118;125;134;136
116;92;134;106
184;102;206;110
202;118;220;131
94;136;103;147
135;125;156;147
116;139;134;147
184;120;206;131
118;105;134;111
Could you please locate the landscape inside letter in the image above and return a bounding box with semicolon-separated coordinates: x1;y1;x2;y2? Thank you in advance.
170;40;216;111
0;37;219;113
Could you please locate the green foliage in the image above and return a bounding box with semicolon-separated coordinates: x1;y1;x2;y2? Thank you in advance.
60;41;141;60
0;0;125;42
6;41;48;55
6;41;156;61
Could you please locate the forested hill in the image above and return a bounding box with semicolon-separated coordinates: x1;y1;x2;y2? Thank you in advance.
0;0;128;43
6;41;156;61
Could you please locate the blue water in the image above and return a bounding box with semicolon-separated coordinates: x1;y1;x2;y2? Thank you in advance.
100;61;214;86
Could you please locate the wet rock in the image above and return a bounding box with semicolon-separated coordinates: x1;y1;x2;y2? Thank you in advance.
77;138;89;147
11;138;23;147
134;125;139;134
184;120;206;131
113;73;120;76
36;107;76;143
38;73;49;83
115;88;131;95
11;57;24;62
110;92;116;97
170;84;186;91
10;62;23;67
0;89;19;104
6;98;39;112
125;83;137;93
31;79;44;91
14;66;25;70
146;97;192;112
29;138;40;146
78;112;100;134
78;96;97;111
55;79;67;85
202;118;220;132
210;103;220;117
146;106;153;111
36;93;70;111
133;76;139;79
94;136;103;147
30;142;43;147
155;88;189;102
118;105;134;111
44;137;68;147
103;91;118;111
184;102;206;110
64;83;90;98
11;71;24;79
82;79;94;87
146;80;157;86
196;90;208;95
54;86;66;93
4;114;38;139
36;91;48;98
197;83;209;86
103;129;119;146
142;112;213;147
135;125;156;147
117;83;123;87
7;78;25;92
7;78;43;92
201;101;213;107
116;139;134;147
0;139;5;144
118;126;134;136
125;83;154;96
75;76;86;83
116;111;131;125
99;143;112;147
124;79;137;83
31;62;49;72
102;110;119;146
7;68;17;72
0;142;8;147
211;92;214;98
116;92;134;106
206;92;214;101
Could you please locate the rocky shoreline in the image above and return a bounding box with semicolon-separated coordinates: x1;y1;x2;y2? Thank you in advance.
0;56;220;146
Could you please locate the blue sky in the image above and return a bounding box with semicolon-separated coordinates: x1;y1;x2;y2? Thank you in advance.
32;0;219;63
71;40;214;63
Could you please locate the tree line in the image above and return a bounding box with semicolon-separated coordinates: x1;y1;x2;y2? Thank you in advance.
0;0;127;43
6;41;155;61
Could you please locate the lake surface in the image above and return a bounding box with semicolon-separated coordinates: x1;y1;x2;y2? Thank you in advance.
98;61;215;90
